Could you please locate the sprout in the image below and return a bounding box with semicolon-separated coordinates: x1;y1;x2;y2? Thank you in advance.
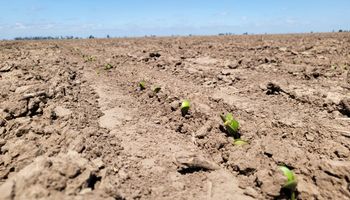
104;63;113;70
153;86;161;93
220;113;240;138
139;81;146;90
233;139;248;146
84;55;96;62
181;100;190;115
279;166;297;200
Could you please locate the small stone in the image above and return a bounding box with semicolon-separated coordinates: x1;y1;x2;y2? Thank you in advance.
305;132;315;142
244;187;259;198
221;69;232;76
175;153;219;171
195;123;212;138
170;101;180;111
226;61;239;69
256;169;285;197
54;106;72;117
15;85;34;94
92;158;105;169
80;188;92;195
259;84;267;91
0;65;13;72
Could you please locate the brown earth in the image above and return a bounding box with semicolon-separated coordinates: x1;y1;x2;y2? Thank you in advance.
0;33;350;200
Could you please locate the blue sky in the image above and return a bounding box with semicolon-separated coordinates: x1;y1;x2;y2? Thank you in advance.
0;0;349;39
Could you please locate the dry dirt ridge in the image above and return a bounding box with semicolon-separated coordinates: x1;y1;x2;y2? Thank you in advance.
0;33;350;200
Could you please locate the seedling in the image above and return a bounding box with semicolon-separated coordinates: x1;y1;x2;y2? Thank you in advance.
104;63;113;70
279;166;297;200
233;139;248;146
139;81;146;90
153;86;161;93
84;55;96;62
181;100;190;115
220;113;240;138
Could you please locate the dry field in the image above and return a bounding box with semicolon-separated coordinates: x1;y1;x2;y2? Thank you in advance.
0;33;350;199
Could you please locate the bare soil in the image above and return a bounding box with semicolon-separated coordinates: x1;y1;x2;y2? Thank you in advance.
0;33;350;200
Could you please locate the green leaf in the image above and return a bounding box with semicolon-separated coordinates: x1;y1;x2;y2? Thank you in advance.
139;81;146;90
233;139;248;146
221;113;240;138
104;63;113;70
279;166;297;191
220;113;234;123
181;100;190;115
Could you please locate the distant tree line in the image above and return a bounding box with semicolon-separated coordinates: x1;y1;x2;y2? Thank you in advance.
12;35;115;40
10;29;350;41
14;36;82;40
218;32;235;36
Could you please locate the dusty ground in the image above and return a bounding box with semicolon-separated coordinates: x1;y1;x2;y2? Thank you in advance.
0;33;350;200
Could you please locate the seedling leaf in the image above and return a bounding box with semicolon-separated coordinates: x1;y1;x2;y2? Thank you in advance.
139;81;146;90
221;113;240;138
220;113;234;122
234;139;248;146
181;100;190;115
279;166;297;200
104;63;113;70
153;86;161;93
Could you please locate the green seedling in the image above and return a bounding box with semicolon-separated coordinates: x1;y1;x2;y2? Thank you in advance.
279;166;297;200
84;55;96;62
181;100;190;115
153;86;161;93
139;81;146;90
220;113;240;138
88;56;96;62
104;63;113;70
233;139;248;146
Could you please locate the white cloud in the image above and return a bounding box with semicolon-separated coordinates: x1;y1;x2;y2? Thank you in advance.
41;23;55;29
14;22;26;29
214;11;230;17
286;19;297;25
10;22;58;30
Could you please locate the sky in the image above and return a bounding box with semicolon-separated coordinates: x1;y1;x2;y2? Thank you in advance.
0;0;349;39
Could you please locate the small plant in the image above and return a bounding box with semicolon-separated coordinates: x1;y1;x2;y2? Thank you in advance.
181;100;190;115
84;55;96;62
279;166;297;200
220;113;240;138
139;81;146;90
104;63;113;70
153;86;161;93
233;139;248;146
